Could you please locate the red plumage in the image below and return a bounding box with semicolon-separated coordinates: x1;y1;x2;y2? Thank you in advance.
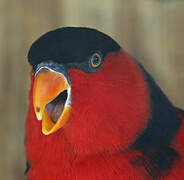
26;51;184;179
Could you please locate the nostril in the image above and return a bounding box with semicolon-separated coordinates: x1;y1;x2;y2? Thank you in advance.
36;107;40;112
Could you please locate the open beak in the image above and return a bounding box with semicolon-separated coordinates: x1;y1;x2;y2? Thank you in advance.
33;68;71;135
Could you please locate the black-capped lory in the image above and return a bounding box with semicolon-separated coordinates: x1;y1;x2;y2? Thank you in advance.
25;27;184;180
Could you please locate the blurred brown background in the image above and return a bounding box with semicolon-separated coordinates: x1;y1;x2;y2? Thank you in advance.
0;0;184;179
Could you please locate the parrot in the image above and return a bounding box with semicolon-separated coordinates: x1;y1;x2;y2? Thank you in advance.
25;27;184;180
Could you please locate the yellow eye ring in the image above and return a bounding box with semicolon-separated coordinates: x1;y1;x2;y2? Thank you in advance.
90;53;102;68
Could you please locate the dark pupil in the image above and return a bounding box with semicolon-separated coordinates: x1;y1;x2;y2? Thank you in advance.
93;55;100;65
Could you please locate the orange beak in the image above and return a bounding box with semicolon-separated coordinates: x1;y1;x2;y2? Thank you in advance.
33;68;71;135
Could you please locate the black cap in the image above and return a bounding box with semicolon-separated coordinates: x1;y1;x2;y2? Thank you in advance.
28;27;121;68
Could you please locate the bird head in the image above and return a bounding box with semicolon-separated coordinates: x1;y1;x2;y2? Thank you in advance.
27;27;151;156
26;28;182;179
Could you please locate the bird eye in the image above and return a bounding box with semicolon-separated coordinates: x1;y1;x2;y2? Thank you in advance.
90;53;102;68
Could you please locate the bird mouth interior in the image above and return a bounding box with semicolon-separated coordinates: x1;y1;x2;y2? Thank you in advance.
45;90;68;123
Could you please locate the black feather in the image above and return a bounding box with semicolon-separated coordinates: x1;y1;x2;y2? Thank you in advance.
24;161;31;175
132;66;181;178
28;27;120;69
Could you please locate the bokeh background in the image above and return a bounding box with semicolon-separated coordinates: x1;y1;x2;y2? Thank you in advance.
0;0;184;179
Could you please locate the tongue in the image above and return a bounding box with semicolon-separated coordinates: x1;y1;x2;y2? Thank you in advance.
45;101;65;123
